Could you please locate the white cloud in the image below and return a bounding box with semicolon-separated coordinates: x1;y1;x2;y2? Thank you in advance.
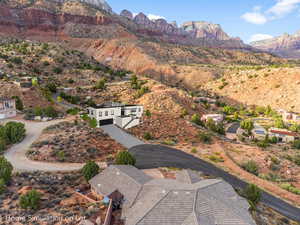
248;34;274;43
268;0;300;18
242;0;300;25
147;14;165;21
241;12;267;24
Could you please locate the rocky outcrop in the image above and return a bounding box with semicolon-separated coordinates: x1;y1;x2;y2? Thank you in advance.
55;0;112;13
182;21;231;41
251;31;300;58
120;9;133;20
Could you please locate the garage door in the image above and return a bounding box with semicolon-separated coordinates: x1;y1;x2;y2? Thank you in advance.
100;119;114;126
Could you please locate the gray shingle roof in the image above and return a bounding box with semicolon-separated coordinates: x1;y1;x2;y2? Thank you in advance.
176;169;202;184
89;165;152;207
90;166;256;225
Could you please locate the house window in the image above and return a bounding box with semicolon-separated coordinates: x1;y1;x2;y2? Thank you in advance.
91;110;94;115
105;111;108;116
138;108;141;112
131;108;137;113
111;110;114;115
99;111;102;117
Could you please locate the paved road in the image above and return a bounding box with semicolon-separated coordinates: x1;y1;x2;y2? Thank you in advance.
101;125;144;148
227;122;240;134
3;119;84;172
129;144;300;222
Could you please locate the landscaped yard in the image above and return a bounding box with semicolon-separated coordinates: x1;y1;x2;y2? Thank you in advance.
27;121;124;163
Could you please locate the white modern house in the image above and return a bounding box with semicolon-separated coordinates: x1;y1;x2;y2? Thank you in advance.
268;128;298;143
88;102;143;129
0;97;16;119
201;114;224;123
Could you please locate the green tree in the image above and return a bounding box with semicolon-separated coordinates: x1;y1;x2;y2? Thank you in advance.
240;119;254;135
242;184;261;209
4;122;26;144
19;189;41;210
0;156;13;184
292;140;300;149
44;106;58;118
82;161;100;181
115;151;136;166
12;96;24;111
206;119;225;135
274;119;285;129
0;138;6;153
32;77;38;86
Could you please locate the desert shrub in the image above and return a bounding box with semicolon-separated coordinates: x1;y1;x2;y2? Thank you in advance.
257;141;269;149
56;151;65;161
143;132;153;140
191;114;204;126
0;156;13;184
82;161;100;181
0;178;5;194
198;132;212;144
242;160;259;176
115;151;136;166
280;183;300;195
10;57;23;64
209;154;224;163
45;83;57;93
89;118;98;128
206;119;225;135
242;184;261;208
19;189;41;210
292;140;300;149
0;138;6;153
53;67;62;74
95;78;106;90
66;108;80;115
223;105;236;115
145;110;151;117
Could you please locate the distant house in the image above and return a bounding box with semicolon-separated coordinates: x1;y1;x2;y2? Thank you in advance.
201;114;224;123
252;127;267;140
13;76;33;88
268;128;298;143
88;102;143;129
89;165;256;225
0;97;16;119
278;109;300;123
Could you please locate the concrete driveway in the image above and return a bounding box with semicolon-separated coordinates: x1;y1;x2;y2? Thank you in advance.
101;124;144;148
3;119;84;172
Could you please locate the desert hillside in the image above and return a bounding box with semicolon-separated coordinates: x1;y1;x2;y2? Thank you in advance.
204;65;300;111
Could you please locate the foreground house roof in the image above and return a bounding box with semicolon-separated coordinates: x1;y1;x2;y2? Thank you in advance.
90;165;256;225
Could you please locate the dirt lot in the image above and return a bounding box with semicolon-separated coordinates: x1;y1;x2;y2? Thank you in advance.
27;121;124;163
0;171;110;225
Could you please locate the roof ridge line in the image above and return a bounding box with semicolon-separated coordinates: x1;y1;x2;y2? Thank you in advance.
134;189;171;224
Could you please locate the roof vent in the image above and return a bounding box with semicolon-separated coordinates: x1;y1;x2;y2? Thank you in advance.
173;191;178;195
116;172;120;175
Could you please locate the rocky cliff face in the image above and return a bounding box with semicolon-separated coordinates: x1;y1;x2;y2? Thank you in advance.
182;21;230;40
120;10;249;49
251;31;300;58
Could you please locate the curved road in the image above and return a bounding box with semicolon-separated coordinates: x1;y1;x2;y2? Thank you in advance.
129;144;300;222
3;119;84;172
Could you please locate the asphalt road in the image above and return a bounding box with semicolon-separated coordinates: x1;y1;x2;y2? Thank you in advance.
129;144;300;222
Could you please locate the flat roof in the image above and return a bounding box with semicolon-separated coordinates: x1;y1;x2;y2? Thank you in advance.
0;97;14;101
91;102;142;109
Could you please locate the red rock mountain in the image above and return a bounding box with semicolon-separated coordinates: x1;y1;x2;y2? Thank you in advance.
251;31;300;58
0;0;283;89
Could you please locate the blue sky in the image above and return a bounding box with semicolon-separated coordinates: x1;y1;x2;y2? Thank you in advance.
107;0;300;43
